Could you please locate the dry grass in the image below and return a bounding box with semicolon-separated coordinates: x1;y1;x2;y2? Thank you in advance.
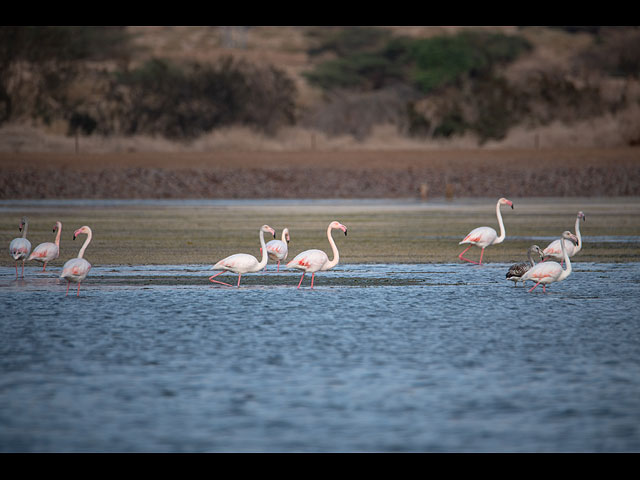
2;198;639;268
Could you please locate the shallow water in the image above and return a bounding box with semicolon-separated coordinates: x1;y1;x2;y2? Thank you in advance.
1;262;640;452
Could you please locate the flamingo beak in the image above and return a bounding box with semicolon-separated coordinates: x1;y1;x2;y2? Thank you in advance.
509;202;514;209
344;229;348;236
73;235;77;241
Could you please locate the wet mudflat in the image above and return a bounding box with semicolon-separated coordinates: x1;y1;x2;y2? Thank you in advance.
1;262;639;452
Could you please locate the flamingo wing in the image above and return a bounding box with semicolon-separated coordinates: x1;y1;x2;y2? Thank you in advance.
266;240;288;260
286;249;328;272
543;238;576;259
459;226;497;247
506;262;530;280
9;238;31;260
60;258;91;282
212;253;259;273
29;242;59;262
521;261;562;284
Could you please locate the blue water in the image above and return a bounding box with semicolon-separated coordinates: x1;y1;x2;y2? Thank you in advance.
1;262;639;452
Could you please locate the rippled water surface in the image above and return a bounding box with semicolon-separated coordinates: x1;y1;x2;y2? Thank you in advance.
1;262;640;452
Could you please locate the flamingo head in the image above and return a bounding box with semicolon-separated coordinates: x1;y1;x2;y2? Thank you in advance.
561;231;579;245
499;198;514;209
530;244;544;259
261;225;276;238
53;222;61;233
283;227;290;243
578;211;586;222
330;221;348;236
73;226;92;240
19;216;28;232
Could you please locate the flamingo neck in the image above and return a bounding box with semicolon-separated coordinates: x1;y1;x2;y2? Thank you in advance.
21;221;28;238
527;250;536;267
573;216;583;252
324;225;340;270
558;236;572;281
281;230;288;243
54;222;62;247
494;201;506;244
77;230;92;259
256;230;269;270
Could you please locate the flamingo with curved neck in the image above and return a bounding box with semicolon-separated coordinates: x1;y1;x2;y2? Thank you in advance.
9;216;31;279
60;226;93;297
521;231;578;293
28;221;62;272
286;221;348;289
458;198;513;265
265;227;290;272
209;224;276;287
542;211;585;264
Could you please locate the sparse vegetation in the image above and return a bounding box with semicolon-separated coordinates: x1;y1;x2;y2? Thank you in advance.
1;26;640;147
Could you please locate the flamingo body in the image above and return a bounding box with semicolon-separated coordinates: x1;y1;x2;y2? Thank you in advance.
10;238;31;261
459;226;498;249
287;249;330;273
60;258;92;284
286;221;347;289
213;253;263;274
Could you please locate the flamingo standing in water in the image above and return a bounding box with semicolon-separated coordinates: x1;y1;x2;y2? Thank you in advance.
265;227;290;272
60;226;93;297
209;224;276;287
520;231;578;293
9;216;31;279
28;221;62;272
286;221;348;289
542;211;585;265
458;197;514;265
506;245;543;286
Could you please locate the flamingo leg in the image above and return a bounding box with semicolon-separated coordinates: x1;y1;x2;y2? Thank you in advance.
66;281;71;296
277;261;280;273
209;270;233;287
479;248;485;265
297;273;305;289
42;262;47;272
458;246;480;265
237;274;242;288
21;259;25;278
528;281;541;293
77;283;81;297
543;285;547;293
310;273;315;289
15;262;18;278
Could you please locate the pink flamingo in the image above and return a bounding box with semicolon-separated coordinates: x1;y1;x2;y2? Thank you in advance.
542;211;585;265
28;221;62;272
458;197;514;265
286;221;348;289
209;224;276;287
265;227;290;272
9;216;31;279
60;226;93;297
521;231;578;293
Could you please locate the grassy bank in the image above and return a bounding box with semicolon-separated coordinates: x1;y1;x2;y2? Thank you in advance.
2;197;639;267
